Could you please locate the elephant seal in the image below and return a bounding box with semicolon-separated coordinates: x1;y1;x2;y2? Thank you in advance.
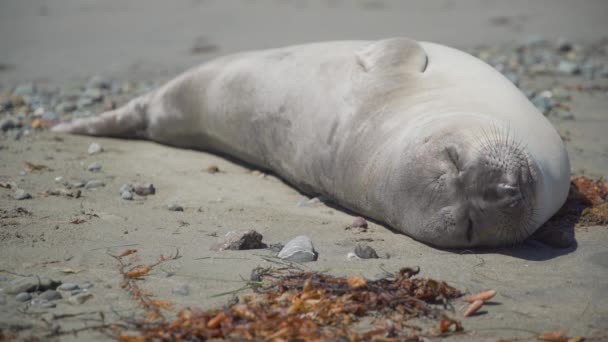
52;38;571;248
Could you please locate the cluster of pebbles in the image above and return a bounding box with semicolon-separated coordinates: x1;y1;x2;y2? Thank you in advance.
0;275;94;309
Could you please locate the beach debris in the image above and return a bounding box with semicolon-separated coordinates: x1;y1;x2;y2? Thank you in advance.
87;142;103;155
278;235;317;262
13;189;32;200
45;188;81;198
109;262;463;340
466;289;497;303
463;299;483;317
210;230;266;251
167;203;184;212
353;243;379;259
133;183;155;196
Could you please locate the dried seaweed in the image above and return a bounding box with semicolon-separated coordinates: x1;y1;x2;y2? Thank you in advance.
113;260;463;341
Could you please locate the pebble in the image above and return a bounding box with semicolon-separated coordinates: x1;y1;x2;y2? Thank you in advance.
351;217;368;228
15;292;32;302
84;180;105;189
87;142;103;155
557;60;580;74
0;295;6;305
87;162;102;172
5;276;61;294
210;230;266;251
38;290;62;301
57;283;79;291
67;293;93;305
554;111;575;120
119;183;134;193
172;283;190;296
278;235;317;262
70;180;86;189
88;75;111;89
354;244;379;259
40;302;57;309
0;116;16;132
121;190;133;200
84;88;103;101
167;203;184;212
134;183;155;196
14;189;32;200
80;281;94;289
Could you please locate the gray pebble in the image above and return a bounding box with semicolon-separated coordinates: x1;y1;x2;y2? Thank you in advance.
278;235;317;262
119;183;134;194
30;297;48;306
172;283;190;296
41;302;57;309
15;292;32;302
0;295;6;305
85;180;105;189
70;181;86;189
56;101;77;113
167;203;184;212
0;116;16;132
88;75;111;89
121;190;133;200
555;111;575;120
77;97;94;108
88;142;103;155
351;217;368;228
133;183;155;196
354;244;379;259
84;88;103;102
39;290;62;301
557;60;580;74
87;162;102;172
67;293;93;305
14;189;32;200
80;281;94;289
57;283;79;291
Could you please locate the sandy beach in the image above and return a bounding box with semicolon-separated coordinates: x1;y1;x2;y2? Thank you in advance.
1;1;607;340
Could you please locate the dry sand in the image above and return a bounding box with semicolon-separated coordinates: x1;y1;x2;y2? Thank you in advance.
1;0;607;341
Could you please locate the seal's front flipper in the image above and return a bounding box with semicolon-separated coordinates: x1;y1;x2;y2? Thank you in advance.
355;38;428;74
52;94;150;138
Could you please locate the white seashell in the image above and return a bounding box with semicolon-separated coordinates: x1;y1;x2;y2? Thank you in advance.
278;235;317;262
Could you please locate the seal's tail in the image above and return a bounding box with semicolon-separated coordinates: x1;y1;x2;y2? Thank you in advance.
51;93;150;138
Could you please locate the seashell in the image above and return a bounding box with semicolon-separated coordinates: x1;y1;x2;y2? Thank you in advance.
278;235;317;262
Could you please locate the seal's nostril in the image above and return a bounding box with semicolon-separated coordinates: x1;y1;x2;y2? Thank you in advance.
466;219;473;242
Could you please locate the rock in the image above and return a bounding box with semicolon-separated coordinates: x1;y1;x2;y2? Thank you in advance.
133;183;155;196
121;190;133;200
88;143;103;155
13;83;36;96
39;290;62;301
354;244;379;259
172;283;190;296
206;165;220;174
84;88;103;101
56;101;77;113
167;203;184;212
57;283;79;291
40;302;57;309
5;276;61;294
67;293;93;305
0;116;16;132
210;230;266;251
87;162;102;172
278;235;317;262
77;97;94;108
557;60;580;74
119;183;134;194
15;292;32;302
268;243;284;253
530;93;552;114
70;181;86;189
80;281;94;289
14;189;32;200
84;180;105;189
351;217;368;228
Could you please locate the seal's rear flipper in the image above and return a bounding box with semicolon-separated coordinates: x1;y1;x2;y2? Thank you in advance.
51;94;150;138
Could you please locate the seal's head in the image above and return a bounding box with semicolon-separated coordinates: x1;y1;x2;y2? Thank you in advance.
391;118;540;248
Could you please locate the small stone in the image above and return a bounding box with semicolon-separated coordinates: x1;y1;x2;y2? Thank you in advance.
57;283;79;291
70;181;86;189
87;142;103;155
354;244;379;259
77;97;94;108
54;176;64;183
268;243;284;253
84;180;105;189
557;60;580;74
278;235;317;262
0;116;16;132
119;183;134;193
5;276;61;294
134;183;155;196
206;165;220;174
172;283;190;296
13;83;36;96
31;118;42;130
297;197;324;208
15;292;32;302
167;203;184;211
351;217;368;228
14;189;32;200
67;293;93;305
84;88;103;102
40;302;57;309
530;94;552;114
210;230;266;251
39;290;62;301
80;281;94;289
87;162;102;172
56;101;77;113
88;75;111;89
0;295;7;305
121;190;133;200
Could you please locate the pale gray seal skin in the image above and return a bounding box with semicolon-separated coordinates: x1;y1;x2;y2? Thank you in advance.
52;38;571;248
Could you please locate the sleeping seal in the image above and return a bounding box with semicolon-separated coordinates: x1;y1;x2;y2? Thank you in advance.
52;38;571;248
